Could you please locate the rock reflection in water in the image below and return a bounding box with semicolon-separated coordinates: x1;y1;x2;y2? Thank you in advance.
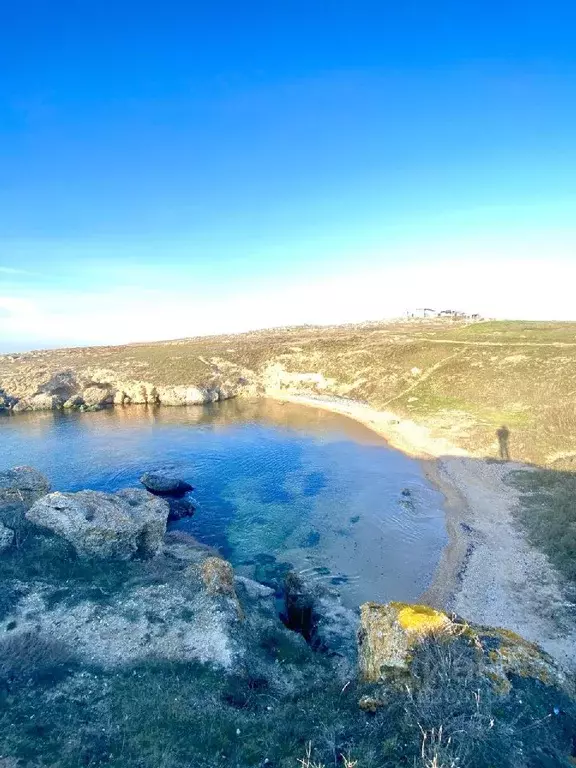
0;398;447;607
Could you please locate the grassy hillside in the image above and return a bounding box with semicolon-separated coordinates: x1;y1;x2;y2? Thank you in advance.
1;319;576;467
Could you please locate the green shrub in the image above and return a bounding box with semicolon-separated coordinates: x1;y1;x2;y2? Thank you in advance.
510;468;576;587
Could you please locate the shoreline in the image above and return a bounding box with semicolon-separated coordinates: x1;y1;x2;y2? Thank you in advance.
3;391;575;671
264;391;576;672
262;391;473;608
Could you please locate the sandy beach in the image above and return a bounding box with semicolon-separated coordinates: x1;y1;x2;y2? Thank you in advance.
265;391;576;672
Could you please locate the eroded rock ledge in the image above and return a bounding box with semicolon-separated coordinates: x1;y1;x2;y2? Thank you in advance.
0;368;246;412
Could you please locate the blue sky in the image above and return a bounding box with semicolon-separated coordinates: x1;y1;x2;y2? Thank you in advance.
1;1;576;350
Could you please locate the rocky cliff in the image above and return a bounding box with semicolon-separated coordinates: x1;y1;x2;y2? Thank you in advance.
0;465;574;767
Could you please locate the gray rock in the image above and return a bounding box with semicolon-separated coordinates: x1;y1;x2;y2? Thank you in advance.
156;385;215;406
0;389;16;410
26;488;169;560
140;471;194;496
283;571;357;674
0;522;14;552
80;386;115;409
235;575;275;601
0;466;51;507
8;556;245;670
37;370;79;403
165;496;196;520
0;466;51;537
12;393;60;411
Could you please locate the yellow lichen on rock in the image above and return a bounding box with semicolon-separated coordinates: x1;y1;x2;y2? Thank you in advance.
200;556;236;596
186;556;245;620
358;602;454;682
393;603;451;634
479;626;563;689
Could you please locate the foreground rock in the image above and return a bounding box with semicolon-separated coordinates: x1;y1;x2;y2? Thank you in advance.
140;471;194;496
0;466;51;506
358;602;451;678
0;526;296;671
26;489;169;559
283;571;358;673
358;601;568;696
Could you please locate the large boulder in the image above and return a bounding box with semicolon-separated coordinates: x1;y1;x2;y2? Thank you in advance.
80;385;115;409
0;466;51;508
26;488;169;560
156;385;218;406
358;602;451;680
12;393;60;411
357;602;568;695
140;471;194;496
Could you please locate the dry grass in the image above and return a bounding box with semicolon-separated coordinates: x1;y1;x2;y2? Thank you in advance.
297;742;358;768
2;319;576;465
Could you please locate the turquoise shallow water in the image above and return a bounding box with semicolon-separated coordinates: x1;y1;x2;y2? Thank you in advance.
0;398;447;607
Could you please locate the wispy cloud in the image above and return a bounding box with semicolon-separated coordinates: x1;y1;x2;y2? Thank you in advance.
0;266;43;277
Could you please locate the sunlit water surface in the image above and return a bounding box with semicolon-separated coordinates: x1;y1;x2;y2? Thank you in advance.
0;398;447;607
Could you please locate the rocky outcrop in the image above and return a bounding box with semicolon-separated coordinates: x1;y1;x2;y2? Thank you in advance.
0;522;14;552
0;389;17;410
26;489;169;560
0;369;242;412
140;471;194;496
12;393;61;411
283;572;357;668
0;525;283;671
77;385;115;409
156;385;218;406
113;381;158;405
357;601;568;696
0;466;51;508
358;602;451;679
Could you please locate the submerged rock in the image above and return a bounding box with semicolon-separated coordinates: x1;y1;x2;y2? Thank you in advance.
26;488;169;560
140;471;194;496
165;496;196;521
